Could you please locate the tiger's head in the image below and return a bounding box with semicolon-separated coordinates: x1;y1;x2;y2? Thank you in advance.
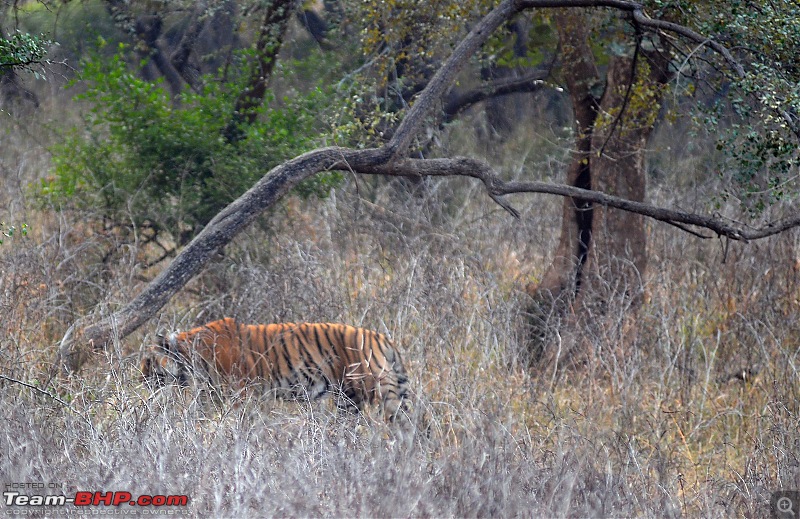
141;332;192;387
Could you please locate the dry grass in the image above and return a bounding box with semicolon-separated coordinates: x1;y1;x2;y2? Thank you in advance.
2;90;800;518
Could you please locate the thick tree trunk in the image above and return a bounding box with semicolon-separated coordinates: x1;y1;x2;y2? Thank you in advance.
582;54;656;311
526;11;671;369
525;10;599;355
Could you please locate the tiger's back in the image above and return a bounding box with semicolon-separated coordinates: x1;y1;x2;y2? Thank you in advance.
142;317;409;420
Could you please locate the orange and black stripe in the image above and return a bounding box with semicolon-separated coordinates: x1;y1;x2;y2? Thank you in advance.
142;318;409;420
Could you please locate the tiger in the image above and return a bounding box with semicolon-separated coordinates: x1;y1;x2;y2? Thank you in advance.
141;317;410;421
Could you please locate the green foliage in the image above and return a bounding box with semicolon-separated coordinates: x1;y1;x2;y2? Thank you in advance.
686;0;800;212
40;45;340;247
0;222;28;245
14;0;124;65
0;30;51;75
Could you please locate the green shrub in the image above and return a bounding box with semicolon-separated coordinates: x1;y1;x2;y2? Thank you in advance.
41;45;341;249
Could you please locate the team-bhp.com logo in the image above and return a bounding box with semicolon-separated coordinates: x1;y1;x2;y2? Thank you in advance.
4;483;189;515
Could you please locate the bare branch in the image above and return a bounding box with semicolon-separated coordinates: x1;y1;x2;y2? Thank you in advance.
442;67;553;123
498;179;800;241
516;0;799;137
631;11;745;77
517;0;642;8
358;156;800;242
514;0;745;74
386;0;519;156
76;147;385;351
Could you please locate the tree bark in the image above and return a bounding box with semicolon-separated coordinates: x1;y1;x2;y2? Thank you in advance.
526;9;673;368
524;9;599;354
583;45;671;309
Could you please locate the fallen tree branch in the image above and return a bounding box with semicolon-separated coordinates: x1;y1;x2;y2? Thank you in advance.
72;149;799;358
76;146;387;351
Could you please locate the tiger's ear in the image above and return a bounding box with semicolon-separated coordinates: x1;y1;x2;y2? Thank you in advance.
156;332;168;349
155;331;179;350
